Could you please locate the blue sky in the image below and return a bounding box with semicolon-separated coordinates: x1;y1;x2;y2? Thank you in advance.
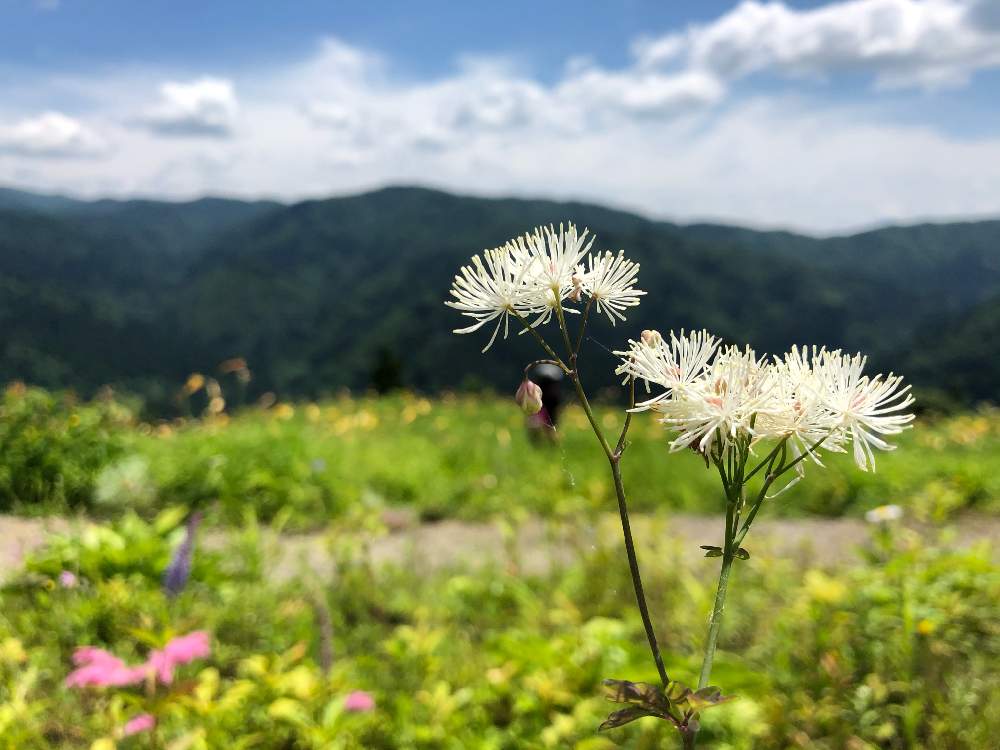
1;0;999;232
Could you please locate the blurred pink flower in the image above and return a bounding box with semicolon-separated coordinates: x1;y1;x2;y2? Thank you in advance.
67;632;211;689
58;570;78;588
145;631;211;684
344;690;375;712
122;713;156;736
65;647;144;688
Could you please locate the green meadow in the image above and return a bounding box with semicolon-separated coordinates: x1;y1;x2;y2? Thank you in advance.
0;385;997;748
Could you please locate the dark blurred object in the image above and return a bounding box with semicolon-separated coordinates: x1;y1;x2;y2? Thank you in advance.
526;363;564;440
371;348;404;394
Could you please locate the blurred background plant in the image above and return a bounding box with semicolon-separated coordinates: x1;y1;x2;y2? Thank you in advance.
2;384;999;528
0;508;995;748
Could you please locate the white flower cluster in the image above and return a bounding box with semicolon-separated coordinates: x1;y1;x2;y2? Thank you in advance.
616;331;915;472
446;223;644;351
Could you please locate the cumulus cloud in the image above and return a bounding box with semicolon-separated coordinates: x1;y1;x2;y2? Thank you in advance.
0;112;107;158
138;77;239;137
636;0;1000;89
1;2;1000;231
298;41;724;159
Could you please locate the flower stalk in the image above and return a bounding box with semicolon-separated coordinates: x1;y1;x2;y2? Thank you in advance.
447;222;915;748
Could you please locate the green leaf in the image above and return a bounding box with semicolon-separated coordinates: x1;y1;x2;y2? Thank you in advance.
700;545;723;558
598;706;652;730
686;685;737;712
735;547;750;560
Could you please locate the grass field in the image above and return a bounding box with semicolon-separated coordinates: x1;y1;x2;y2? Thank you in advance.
1;385;998;748
4;386;997;526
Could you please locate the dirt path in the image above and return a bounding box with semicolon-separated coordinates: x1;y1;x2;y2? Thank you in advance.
2;512;997;582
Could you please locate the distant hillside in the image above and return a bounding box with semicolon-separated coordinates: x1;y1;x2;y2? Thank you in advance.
904;294;1000;403
0;185;996;412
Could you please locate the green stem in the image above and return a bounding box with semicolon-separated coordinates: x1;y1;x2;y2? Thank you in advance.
513;312;569;372
553;301;669;689
698;551;735;690
553;296;576;363
698;479;737;691
611;456;670;689
573;297;594;357
614;375;635;456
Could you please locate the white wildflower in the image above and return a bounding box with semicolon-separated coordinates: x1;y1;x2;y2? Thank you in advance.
615;329;720;405
818;350;915;471
755;345;845;468
577;250;645;324
520;222;594;303
445;242;541;351
447;223;599;349
865;504;903;524
653;346;775;455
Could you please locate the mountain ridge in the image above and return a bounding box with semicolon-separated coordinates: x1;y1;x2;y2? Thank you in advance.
0;184;996;411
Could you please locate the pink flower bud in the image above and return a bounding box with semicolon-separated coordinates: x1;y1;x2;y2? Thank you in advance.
640;329;662;347
515;379;543;415
568;273;584;303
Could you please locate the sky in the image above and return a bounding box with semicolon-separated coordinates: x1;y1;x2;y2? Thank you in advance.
2;0;1000;233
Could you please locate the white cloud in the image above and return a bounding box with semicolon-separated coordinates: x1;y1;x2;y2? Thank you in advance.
295;41;723;159
636;0;1000;89
1;3;999;232
0;112;107;158
555;68;725;118
138;77;239;137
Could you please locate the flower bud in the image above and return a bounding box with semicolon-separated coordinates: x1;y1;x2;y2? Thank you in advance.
568;273;584;303
515;379;543;415
641;329;662;347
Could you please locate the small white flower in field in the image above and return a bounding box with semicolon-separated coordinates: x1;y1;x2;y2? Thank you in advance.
616;329;720;405
654;346;775;454
618;331;915;472
577;250;645;324
523;223;594;297
865;504;903;524
446;243;541;351
447;223;603;348
818;350;915;471
756;346;845;466
515;379;544;415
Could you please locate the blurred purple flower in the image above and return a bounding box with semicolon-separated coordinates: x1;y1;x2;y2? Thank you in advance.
58;570;78;588
163;511;202;597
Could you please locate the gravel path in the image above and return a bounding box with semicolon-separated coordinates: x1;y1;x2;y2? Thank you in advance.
2;512;996;582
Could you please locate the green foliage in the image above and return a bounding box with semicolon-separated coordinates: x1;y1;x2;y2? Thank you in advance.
126;395;1000;526
905;293;1000;402
4;387;998;525
0;512;996;748
2;187;998;408
756;540;1000;749
0;385;130;513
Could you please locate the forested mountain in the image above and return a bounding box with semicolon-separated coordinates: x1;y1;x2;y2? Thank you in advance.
1;185;996;412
